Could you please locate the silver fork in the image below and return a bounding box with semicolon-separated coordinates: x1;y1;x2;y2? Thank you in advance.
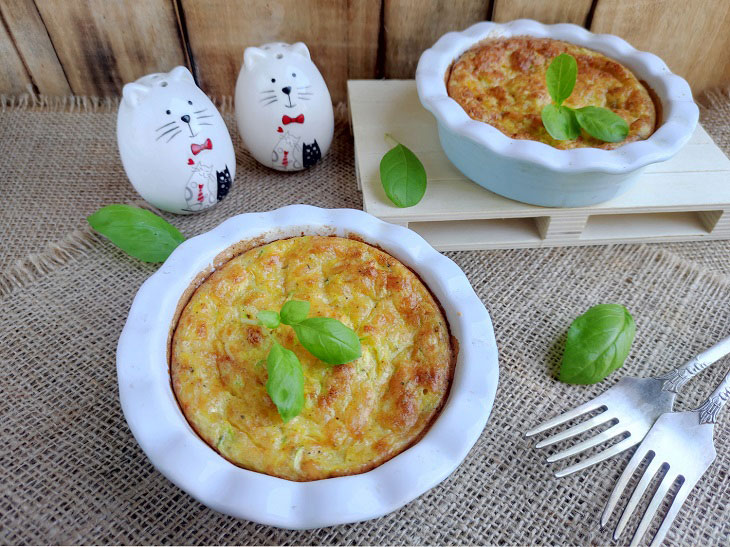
601;370;730;547
525;335;730;477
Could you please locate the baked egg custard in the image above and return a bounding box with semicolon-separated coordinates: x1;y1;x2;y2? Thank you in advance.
171;236;455;481
447;36;657;150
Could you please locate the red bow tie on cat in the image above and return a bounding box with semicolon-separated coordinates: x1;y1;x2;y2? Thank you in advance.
282;114;305;125
191;138;212;155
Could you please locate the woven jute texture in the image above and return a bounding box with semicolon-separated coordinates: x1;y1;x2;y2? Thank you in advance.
1;90;730;545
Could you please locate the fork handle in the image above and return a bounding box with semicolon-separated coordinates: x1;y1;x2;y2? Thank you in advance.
656;334;730;393
696;370;730;424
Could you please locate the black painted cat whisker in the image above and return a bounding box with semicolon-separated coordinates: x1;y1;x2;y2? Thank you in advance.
196;114;214;119
156;125;180;140
262;99;278;107
165;130;182;143
198;123;213;126
193;109;208;114
260;89;275;93
156;120;177;131
259;96;277;102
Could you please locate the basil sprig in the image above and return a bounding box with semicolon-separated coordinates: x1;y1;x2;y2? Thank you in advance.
280;300;311;325
574;106;631;143
541;104;580;140
292;317;362;365
541;53;629;143
559;304;636;384
257;310;280;329
87;204;184;262
545;52;577;105
266;342;304;422
256;300;361;421
379;134;427;208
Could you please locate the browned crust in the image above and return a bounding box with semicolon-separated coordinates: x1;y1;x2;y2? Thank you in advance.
446;36;658;150
166;230;331;363
641;79;663;130
168;234;458;481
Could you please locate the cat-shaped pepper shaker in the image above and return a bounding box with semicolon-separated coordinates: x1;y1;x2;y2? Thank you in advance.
235;42;334;171
118;66;235;214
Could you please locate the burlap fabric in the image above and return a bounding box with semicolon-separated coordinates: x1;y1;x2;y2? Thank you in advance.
1;90;730;545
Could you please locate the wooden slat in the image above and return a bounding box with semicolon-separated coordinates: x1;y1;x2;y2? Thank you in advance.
35;0;186;96
181;0;354;103
347;0;382;79
0;9;31;94
383;0;490;79
0;0;71;95
590;0;730;94
492;0;593;25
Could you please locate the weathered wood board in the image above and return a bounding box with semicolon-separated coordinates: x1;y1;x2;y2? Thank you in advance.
34;0;186;96
1;1;729;99
349;80;730;251
0;0;71;95
590;0;730;96
492;0;593;26
180;0;378;103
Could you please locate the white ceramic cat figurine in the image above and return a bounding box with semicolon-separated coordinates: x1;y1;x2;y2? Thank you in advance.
118;66;235;214
235;42;334;172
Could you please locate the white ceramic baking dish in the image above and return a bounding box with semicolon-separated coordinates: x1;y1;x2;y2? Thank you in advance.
117;205;498;529
416;19;699;207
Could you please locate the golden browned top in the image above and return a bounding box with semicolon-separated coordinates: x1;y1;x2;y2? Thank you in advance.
171;236;455;481
447;36;657;149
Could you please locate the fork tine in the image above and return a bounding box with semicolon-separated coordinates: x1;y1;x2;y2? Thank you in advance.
535;413;614;449
546;423;622;463
601;448;652;528
525;399;605;437
554;436;636;478
613;457;663;540
628;472;676;547
649;483;690;547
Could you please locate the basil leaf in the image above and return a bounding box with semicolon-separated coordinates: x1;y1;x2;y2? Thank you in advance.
545;53;577;106
87;204;184;263
379;143;427;208
280;300;310;325
541;104;580;140
293;317;361;365
266;342;304;422
574;106;629;143
257;310;280;329
559;304;636;384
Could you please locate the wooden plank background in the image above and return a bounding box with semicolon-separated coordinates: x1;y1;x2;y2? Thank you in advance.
0;0;728;102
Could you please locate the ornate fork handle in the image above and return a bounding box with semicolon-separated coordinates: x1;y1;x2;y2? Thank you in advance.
655;334;730;393
697;371;730;424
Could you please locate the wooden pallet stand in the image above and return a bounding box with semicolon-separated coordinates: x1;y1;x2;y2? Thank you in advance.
348;80;730;251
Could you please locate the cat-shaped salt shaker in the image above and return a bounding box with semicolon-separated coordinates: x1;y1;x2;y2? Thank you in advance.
117;66;235;214
235;42;334;172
